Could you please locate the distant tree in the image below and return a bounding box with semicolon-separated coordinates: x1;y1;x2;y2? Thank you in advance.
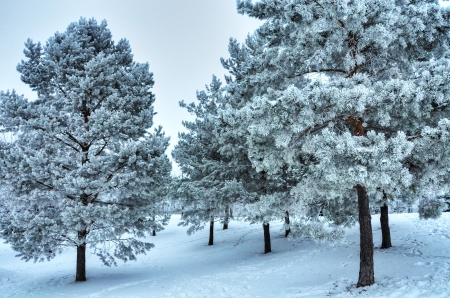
173;73;296;252
231;0;450;288
0;18;171;282
173;77;240;245
438;195;450;212
417;196;447;219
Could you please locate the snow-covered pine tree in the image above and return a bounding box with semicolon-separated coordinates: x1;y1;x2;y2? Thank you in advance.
218;8;346;253
0;18;171;282
216;21;331;253
409;119;450;219
231;0;450;287
172;76;250;245
173;73;295;252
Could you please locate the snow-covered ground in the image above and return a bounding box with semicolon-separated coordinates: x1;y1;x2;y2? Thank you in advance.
1;213;450;297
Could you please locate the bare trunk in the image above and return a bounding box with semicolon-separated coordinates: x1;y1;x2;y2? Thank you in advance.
76;230;87;282
152;214;156;236
380;204;392;249
263;222;271;254
208;216;214;246
356;185;375;288
285;211;291;237
223;206;229;230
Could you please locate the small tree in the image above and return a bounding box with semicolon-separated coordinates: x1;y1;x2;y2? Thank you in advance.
172;76;246;245
0;18;171;282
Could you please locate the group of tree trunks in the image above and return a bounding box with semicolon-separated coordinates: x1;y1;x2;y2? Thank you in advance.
356;186;392;287
73;197;393;283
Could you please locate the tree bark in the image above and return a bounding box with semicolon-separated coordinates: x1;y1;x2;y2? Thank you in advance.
380;203;392;249
76;230;87;282
152;214;156;236
208;216;214;246
263;222;271;253
356;185;374;287
285;211;291;237
223;206;229;230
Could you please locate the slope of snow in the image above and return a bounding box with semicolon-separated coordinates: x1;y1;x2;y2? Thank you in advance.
1;213;450;297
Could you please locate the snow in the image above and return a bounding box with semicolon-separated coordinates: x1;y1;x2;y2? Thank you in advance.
1;213;450;297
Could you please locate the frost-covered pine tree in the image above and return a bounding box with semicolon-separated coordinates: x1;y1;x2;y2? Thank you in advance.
228;0;450;287
409;119;450;219
0;18;171;282
173;76;260;246
173;76;233;245
173;72;296;252
214;21;327;253
217;9;348;253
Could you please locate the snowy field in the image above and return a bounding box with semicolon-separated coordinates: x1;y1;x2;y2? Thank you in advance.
1;213;450;297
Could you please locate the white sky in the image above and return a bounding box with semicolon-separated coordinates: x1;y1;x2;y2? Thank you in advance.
0;0;261;174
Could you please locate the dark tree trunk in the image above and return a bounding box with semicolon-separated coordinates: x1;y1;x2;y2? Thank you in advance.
76;231;87;282
356;185;374;288
223;206;229;230
285;211;291;237
380;203;392;249
152;215;156;236
208;216;214;246
263;222;271;253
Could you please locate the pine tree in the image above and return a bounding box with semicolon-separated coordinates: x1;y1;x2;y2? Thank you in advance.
0;18;171;282
173;73;295;252
231;0;450;287
173;76;242;245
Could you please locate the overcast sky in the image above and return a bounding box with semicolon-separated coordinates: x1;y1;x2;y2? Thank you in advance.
0;0;261;174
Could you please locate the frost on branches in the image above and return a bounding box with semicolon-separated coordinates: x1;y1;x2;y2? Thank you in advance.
231;0;450;288
173;76;261;246
0;18;171;282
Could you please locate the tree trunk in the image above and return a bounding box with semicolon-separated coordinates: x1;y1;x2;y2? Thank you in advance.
208;216;214;246
356;185;374;288
263;222;271;253
152;214;156;236
285;211;291;237
380;203;392;249
223;206;229;230
76;231;87;282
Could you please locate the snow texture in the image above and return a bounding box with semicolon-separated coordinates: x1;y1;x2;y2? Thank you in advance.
1;213;449;297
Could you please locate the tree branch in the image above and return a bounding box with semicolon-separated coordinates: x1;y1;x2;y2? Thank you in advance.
313;0;324;9
54;136;80;152
95;139;108;156
36;180;54;190
289;119;335;146
106;163;128;182
65;131;84;148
